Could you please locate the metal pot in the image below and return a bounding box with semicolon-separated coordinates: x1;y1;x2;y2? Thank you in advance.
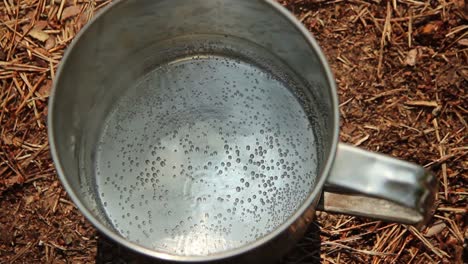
48;0;437;262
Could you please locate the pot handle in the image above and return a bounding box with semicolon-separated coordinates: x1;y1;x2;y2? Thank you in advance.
317;143;437;228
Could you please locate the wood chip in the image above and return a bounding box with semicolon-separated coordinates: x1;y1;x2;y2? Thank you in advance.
28;28;50;42
61;6;81;20
404;48;418;66
405;100;439;107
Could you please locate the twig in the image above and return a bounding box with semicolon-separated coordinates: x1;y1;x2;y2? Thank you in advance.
437;207;466;213
404;101;439;107
432;118;449;200
408;9;413;47
323;241;394;256
15;74;47;114
365;88;406;102
9;242;34;263
408;226;450;258
377;1;392;78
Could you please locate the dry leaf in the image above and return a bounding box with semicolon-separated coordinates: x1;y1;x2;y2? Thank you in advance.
37;80;52;98
415;20;448;45
63;233;74;245
458;38;468;46
22;24;33;34
419;21;445;36
79;9;92;27
29;28;50;42
405;48;419;66
425;221;447;237
42;195;58;212
61;6;81;20
34;20;48;30
45;36;56;50
25;10;36;20
24;194;39;205
4;174;25;186
452;0;466;9
34;47;50;56
3;133;22;146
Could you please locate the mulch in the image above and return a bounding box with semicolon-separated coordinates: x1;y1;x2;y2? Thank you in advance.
0;0;466;263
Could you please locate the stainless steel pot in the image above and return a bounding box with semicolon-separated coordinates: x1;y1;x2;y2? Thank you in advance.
48;0;437;262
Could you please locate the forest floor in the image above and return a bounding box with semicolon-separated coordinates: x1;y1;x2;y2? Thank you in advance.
0;0;466;263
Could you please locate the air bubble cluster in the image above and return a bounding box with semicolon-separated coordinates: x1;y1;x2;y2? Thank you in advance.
94;39;320;257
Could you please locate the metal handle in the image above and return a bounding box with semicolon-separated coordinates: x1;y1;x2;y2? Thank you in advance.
318;143;437;228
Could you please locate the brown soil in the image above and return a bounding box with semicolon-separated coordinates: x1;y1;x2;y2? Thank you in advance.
0;0;466;263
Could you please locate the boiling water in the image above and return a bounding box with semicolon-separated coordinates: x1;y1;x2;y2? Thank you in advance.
95;50;319;256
